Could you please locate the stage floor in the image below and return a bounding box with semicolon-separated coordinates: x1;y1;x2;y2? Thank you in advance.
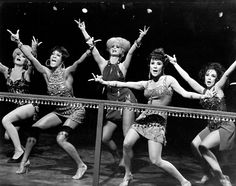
0;133;235;186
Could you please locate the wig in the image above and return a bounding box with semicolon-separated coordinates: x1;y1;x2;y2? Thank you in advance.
199;62;225;84
50;46;70;62
106;37;131;55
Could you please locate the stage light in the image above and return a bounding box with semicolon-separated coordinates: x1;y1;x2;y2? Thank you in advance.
82;8;88;13
53;5;58;11
122;4;125;10
218;12;223;18
147;8;152;14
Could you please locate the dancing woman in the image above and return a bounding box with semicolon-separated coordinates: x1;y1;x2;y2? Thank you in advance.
0;34;41;163
168;55;236;186
76;19;149;165
92;48;212;186
8;29;90;179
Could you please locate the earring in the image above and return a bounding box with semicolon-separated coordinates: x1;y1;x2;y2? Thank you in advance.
45;59;50;67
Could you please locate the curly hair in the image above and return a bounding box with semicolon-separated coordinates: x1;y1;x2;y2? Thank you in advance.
12;45;32;70
106;37;131;57
198;62;225;84
50;46;70;62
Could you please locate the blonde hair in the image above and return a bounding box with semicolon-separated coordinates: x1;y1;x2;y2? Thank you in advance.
12;45;32;69
106;37;131;55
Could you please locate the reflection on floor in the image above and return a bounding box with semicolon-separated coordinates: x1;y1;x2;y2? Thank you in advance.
0;133;235;186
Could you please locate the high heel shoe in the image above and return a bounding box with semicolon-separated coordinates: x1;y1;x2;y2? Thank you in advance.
7;150;24;163
72;164;87;180
16;160;30;174
219;175;232;186
119;173;133;186
182;180;191;186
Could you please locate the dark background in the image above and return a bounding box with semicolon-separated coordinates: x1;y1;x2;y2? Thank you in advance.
0;0;236;153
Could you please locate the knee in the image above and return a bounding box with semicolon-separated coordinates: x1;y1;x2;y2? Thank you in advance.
199;144;208;154
56;132;67;145
191;141;198;151
27;137;37;145
149;156;162;167
2;116;9;127
123;140;133;152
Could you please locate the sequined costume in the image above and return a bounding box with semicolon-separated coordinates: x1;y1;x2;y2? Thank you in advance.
132;76;173;145
6;68;30;94
47;67;85;123
6;68;39;119
199;95;235;151
102;62;137;123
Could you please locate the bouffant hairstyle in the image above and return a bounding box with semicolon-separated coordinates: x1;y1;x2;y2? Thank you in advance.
12;45;33;70
50;46;70;62
199;62;225;84
148;48;169;67
148;48;169;79
106;37;131;57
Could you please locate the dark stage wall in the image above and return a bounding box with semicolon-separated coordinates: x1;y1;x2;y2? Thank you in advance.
0;1;236;151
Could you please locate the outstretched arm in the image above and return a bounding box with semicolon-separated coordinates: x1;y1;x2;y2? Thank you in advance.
216;60;236;89
169;75;209;99
66;50;91;74
168;54;205;94
90;73;147;90
0;62;8;74
121;26;149;70
75;19;106;72
7;29;49;75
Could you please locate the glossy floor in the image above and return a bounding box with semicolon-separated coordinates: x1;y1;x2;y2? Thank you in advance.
0;133;235;186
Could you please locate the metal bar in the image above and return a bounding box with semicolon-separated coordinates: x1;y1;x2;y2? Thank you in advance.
93;103;104;186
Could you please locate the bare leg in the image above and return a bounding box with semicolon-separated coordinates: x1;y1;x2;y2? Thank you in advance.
2;104;35;160
119;128;140;186
102;121;120;163
57;119;87;180
148;140;190;186
199;130;223;178
192;134;213;181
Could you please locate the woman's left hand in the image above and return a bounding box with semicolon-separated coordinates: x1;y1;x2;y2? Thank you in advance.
7;29;20;42
166;54;177;65
31;36;43;48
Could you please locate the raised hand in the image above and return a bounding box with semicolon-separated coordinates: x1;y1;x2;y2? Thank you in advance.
74;19;86;31
31;36;43;48
139;25;150;38
7;29;20;42
166;54;177;65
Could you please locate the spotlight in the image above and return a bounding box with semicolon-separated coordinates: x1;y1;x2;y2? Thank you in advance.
147;8;152;14
218;12;223;17
122;4;125;10
53;5;57;11
82;8;88;13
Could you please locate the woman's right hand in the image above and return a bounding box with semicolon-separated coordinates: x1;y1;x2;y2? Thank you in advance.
88;73;104;84
7;29;20;42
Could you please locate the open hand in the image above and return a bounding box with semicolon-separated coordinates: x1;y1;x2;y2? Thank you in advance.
166;54;177;65
139;25;150;37
88;73;104;83
31;36;43;48
7;29;20;42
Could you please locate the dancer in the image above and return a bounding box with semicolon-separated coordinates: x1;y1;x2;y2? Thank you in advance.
8;29;90;179
168;54;236;186
75;19;149;165
91;48;212;186
0;34;41;163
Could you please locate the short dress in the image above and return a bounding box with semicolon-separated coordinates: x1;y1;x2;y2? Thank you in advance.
199;96;235;151
47;67;85;124
132;76;173;145
102;62;137;123
6;68;39;120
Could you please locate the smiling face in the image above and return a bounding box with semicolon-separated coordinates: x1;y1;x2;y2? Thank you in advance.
50;50;63;68
149;58;164;77
205;69;217;88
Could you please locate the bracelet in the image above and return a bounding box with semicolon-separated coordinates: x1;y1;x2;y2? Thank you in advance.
18;42;23;48
85;37;91;42
135;40;141;48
